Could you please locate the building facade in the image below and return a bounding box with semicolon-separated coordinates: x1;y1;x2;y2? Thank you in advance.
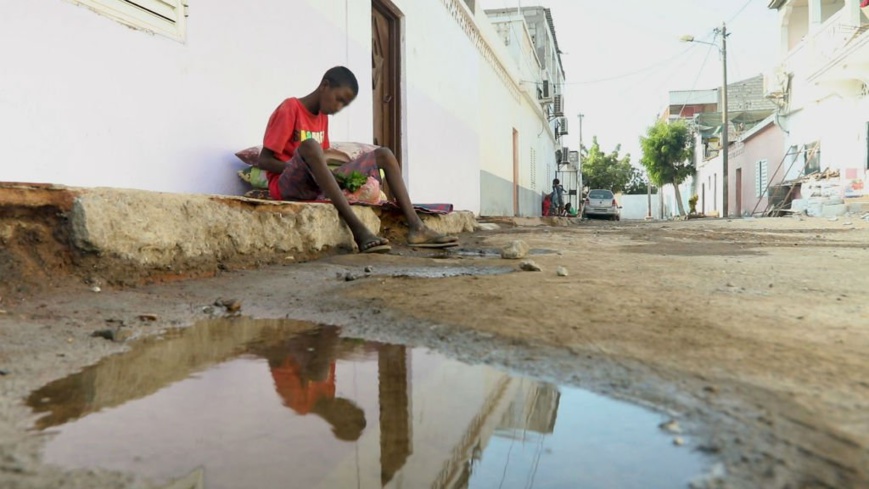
0;0;569;216
766;0;869;199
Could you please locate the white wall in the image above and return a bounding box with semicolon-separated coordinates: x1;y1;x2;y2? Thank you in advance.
0;1;372;196
1;0;561;215
696;155;724;216
618;194;661;220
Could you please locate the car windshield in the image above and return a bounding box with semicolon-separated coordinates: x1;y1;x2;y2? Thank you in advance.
588;190;613;199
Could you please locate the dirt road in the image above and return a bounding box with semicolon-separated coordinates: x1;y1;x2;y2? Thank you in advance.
1;217;868;488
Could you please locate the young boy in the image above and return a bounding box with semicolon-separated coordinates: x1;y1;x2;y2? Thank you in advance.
257;66;457;253
549;178;564;216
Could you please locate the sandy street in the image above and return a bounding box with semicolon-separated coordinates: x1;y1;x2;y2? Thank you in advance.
1;216;868;488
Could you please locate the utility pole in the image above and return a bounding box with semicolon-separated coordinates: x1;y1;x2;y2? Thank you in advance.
720;22;729;217
577;113;584;210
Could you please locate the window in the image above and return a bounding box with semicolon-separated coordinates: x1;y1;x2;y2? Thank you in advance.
72;0;188;42
530;148;537;190
756;159;769;197
805;142;821;174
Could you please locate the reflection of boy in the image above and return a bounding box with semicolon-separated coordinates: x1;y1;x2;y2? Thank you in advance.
261;329;367;441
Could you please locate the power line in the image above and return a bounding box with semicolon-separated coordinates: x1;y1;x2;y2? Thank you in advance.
557;45;698;86
727;0;755;24
674;37;719;120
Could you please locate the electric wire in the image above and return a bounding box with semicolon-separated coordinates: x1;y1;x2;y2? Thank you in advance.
674;36;718;120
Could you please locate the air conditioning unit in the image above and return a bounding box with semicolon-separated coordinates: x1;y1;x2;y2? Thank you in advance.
558;116;569;136
553;94;564;117
560;146;570;165
568;150;579;166
539;80;552;101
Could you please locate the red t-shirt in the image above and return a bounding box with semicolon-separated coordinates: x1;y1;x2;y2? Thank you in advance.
270;360;336;415
263;98;331;199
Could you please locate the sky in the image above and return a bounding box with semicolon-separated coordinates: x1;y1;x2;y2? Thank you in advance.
477;0;782;167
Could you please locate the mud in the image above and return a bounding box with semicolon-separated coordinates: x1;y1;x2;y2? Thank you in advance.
1;217;868;488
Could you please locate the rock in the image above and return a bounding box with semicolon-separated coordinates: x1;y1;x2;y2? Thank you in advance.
519;260;542;272
90;286;101;293
0;309;7;315
556;266;568;277
689;463;727;489
843;221;853;226
91;327;132;343
659;419;682;434
476;222;501;231
501;240;530;259
673;437;685;446
215;298;242;312
364;266;374;274
828;216;839;222
201;305;215;315
344;273;358;282
138;314;159;322
0;370;8;376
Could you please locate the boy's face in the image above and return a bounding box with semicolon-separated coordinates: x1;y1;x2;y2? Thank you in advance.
320;84;357;115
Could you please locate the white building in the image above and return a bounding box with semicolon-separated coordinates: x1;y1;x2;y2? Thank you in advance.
766;0;869;198
0;0;568;216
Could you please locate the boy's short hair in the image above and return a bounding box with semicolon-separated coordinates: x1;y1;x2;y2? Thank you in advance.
553;178;560;185
323;66;359;95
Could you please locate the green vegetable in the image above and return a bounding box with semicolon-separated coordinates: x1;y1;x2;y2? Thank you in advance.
334;170;368;192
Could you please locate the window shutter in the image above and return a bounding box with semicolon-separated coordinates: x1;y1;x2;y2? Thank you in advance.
128;0;177;21
70;0;187;42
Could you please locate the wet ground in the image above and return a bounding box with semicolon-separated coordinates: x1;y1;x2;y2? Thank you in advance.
28;320;707;489
1;217;868;488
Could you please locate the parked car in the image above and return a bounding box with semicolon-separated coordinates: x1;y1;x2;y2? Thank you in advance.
583;189;621;221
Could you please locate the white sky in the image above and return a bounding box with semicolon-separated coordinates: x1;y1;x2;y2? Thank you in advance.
478;0;782;167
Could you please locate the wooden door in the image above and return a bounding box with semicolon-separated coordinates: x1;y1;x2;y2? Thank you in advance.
372;1;401;159
735;168;742;217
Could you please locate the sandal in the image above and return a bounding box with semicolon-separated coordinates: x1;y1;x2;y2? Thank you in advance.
358;237;391;254
407;234;459;249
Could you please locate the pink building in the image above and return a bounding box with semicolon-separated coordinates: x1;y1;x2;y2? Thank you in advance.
726;116;786;217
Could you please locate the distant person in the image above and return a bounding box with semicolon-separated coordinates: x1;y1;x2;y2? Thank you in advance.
256;66;456;253
549;178;564;216
542;192;552;217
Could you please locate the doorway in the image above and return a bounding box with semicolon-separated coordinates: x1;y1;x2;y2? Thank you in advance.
735;168;742;217
372;0;401;158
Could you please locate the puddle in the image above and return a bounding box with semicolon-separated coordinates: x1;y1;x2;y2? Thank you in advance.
28;319;709;489
448;248;559;259
381;265;513;278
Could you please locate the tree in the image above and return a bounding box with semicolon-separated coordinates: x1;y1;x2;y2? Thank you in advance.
580;137;634;194
623;168;650;195
639;120;695;216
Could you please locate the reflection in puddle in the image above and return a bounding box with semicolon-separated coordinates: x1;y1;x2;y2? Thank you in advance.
28;319;707;488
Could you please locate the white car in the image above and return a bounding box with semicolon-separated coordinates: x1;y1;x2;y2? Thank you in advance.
583;189;621;221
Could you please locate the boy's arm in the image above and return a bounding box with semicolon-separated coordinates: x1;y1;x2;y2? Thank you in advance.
257;148;289;174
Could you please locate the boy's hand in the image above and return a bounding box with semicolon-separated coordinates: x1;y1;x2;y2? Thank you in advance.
256;148;288;174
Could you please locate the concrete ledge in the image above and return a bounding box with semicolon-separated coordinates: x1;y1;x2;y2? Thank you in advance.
1;183;477;289
71;189;380;269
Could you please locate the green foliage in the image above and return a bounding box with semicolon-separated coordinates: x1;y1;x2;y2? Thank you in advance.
334;170;368;192
639;120;695;187
623;168;650;195
580;137;634;193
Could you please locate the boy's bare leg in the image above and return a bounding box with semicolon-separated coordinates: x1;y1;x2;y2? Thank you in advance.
373;148;457;245
297;140;388;251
